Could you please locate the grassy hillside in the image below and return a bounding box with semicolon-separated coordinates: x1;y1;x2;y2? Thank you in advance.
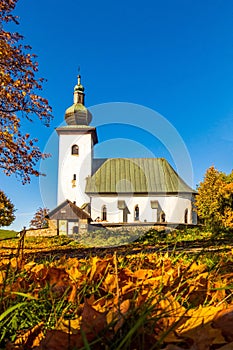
0;229;18;240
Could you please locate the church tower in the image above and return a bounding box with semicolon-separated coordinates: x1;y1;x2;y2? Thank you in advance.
56;75;97;206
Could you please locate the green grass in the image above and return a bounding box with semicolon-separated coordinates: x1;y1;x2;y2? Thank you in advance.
0;229;18;240
76;227;213;248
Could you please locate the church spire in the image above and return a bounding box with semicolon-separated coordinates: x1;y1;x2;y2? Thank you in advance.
65;74;92;125
74;74;85;105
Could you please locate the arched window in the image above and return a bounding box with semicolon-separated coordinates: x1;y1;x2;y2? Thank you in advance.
160;211;166;223
184;209;188;224
71;144;79;155
134;205;139;221
102;205;107;221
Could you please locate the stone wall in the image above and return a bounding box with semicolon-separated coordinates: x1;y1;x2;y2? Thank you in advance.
25;220;57;237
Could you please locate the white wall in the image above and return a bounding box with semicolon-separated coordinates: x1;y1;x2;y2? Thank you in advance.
90;194;197;224
57;131;93;206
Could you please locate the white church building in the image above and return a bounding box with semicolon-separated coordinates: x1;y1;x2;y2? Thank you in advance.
48;76;197;235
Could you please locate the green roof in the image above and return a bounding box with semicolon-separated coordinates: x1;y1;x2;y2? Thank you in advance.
86;158;194;194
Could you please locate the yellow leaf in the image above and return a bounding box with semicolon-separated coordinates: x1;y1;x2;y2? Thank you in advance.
102;272;117;292
24;261;36;272
57;317;81;334
66;266;82;282
133;269;154;279
177;305;226;345
213;306;233;342
0;271;6;284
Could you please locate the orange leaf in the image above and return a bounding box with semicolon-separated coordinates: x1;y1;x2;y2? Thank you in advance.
213;306;233;342
133;269;154;279
81;299;107;339
177;305;226;346
102;272;117;292
13;322;44;348
38;330;83;350
89;257;110;281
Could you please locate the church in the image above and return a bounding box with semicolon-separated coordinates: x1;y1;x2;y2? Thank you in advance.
48;76;197;235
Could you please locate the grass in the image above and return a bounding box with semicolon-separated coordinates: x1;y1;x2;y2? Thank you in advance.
0;229;18;240
71;226;213;248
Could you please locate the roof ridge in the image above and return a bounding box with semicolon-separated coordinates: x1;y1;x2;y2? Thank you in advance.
101;157;167;161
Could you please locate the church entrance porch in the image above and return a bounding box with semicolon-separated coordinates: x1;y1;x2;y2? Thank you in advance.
48;200;90;235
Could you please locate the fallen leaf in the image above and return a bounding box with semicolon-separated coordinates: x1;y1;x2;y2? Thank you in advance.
57;317;81;334
81;299;107;339
187;272;208;306
66;266;83;282
12;322;44;349
217;342;233;350
177;305;226;347
89;256;110;281
102;272;117;293
213;306;233;341
0;270;6;284
37;330;83;350
133;269;154;279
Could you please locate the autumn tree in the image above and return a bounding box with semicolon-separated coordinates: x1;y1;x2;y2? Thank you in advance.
0;189;15;226
30;207;49;229
0;0;52;184
196;166;233;231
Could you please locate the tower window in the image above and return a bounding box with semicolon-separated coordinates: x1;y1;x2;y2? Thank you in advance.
134;205;139;221
71;144;79;155
72;174;76;187
102;205;107;221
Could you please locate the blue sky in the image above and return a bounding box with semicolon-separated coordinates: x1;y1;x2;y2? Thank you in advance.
1;0;233;230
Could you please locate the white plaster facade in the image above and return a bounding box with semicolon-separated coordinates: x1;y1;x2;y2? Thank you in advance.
57;128;94;207
90;194;195;224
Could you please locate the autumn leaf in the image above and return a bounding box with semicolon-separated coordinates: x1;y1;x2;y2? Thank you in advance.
30;207;49;229
217;343;233;350
0;0;52;183
176;305;226;347
37;330;83;350
81;299;107;341
13;322;44;349
213;306;233;342
0;190;15;227
88;256;111;281
196;166;233;231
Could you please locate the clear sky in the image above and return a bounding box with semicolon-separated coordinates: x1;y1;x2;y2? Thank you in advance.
1;0;233;231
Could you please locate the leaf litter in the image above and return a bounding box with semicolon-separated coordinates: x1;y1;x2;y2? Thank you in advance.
1;246;233;349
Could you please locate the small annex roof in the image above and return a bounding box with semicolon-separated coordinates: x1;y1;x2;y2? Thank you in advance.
48;200;90;220
86;158;195;194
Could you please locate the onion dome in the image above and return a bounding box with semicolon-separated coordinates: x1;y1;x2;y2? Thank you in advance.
65;75;92;125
